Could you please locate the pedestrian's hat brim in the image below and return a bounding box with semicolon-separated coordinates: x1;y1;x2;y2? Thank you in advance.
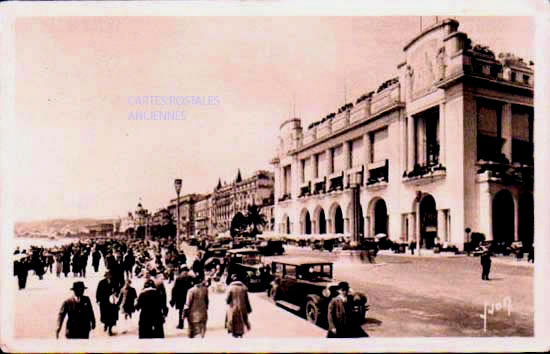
70;282;88;290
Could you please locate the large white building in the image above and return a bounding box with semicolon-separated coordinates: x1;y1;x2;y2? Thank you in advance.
271;19;534;250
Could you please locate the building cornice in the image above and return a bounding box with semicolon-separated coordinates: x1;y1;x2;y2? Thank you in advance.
292;102;404;155
403;18;459;52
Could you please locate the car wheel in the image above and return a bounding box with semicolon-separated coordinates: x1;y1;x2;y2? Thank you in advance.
305;300;320;325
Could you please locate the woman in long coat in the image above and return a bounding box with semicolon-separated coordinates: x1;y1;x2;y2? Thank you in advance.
96;272;118;335
225;275;252;338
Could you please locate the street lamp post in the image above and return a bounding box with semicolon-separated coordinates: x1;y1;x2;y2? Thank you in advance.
174;179;182;251
349;171;362;247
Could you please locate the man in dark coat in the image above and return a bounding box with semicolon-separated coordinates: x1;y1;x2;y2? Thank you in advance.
96;271;118;335
481;251;492;280
136;280;165;338
327;281;367;338
14;257;29;290
56;281;96;339
62;251;71;277
92;248;101;273
192;252;205;282
170;266;194;329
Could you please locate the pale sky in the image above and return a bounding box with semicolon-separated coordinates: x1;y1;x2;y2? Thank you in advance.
14;16;534;221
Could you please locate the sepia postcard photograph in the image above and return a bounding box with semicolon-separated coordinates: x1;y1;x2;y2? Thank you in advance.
1;0;549;352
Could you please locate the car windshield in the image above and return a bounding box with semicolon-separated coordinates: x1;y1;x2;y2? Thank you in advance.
299;264;332;281
242;253;261;264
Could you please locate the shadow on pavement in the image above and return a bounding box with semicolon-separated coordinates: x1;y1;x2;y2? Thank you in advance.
365;317;382;326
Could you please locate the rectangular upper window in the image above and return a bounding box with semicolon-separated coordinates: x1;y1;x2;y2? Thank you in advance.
371;128;388;163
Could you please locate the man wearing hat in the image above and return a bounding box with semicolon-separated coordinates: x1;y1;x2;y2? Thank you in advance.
56;281;96;339
136;279;165;338
327;281;354;338
170;265;194;329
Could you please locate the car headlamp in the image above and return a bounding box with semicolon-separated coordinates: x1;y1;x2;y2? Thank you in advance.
322;287;331;297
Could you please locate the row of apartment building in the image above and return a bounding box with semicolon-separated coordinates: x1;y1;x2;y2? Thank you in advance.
271;19;534;250
119;170;275;239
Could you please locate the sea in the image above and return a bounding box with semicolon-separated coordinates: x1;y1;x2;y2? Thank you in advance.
12;236;78;251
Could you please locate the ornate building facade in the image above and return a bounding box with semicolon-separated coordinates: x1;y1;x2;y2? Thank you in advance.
272;19;534;250
194;194;212;237
211;170;275;234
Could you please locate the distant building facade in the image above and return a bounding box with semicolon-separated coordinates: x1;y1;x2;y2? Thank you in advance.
168;194;201;239
87;223;114;236
272;19;534;250
194;194;211;236
211;170;275;234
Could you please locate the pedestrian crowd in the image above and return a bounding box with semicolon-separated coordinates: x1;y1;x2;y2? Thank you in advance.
15;236;252;340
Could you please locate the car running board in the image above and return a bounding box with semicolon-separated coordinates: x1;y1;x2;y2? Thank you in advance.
275;300;301;312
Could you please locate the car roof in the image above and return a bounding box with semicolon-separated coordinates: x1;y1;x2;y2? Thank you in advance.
270;256;333;266
207;247;228;252
226;248;260;254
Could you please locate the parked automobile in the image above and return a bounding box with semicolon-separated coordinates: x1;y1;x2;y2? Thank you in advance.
360;237;379;255
231;237;254;249
225;248;271;290
256;240;285;256
202;247;229;271
268;257;368;327
311;238;337;252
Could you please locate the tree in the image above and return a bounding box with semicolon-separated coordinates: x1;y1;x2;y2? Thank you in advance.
246;204;267;237
230;212;248;237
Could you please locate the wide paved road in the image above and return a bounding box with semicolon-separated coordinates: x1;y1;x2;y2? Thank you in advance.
266;246;533;337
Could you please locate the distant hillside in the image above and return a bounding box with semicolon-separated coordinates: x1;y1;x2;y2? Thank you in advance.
15;218;115;236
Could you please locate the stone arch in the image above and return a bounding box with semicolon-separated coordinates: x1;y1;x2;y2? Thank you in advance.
300;208;312;235
329;202;344;234
368;197;389;238
492;190;514;244
314;205;327;234
419;194;437;249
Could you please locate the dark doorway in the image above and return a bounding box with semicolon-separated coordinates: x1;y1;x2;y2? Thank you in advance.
419;195;437;249
305;211;312;234
334;206;344;234
319;209;327;234
374;199;388;236
493;190;514;244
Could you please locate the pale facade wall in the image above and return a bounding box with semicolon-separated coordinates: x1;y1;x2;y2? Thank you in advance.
271;19;533;249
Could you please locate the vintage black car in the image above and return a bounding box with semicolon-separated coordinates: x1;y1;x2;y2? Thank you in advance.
202;247;229;271
256;240;285;256
268;257;368;326
225;248;271;290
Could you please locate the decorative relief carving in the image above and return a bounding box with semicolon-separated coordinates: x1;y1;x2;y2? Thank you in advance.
408;38;440;100
436;46;447;81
